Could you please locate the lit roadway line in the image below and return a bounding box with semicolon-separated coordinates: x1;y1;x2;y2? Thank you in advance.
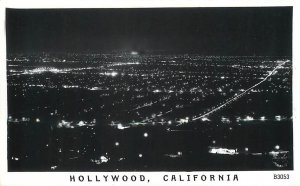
191;60;288;121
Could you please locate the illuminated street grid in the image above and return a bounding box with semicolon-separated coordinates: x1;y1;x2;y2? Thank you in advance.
7;53;292;171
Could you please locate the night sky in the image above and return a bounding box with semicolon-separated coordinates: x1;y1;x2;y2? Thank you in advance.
6;7;292;56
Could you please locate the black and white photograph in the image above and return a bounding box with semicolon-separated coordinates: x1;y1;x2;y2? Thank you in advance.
5;6;293;173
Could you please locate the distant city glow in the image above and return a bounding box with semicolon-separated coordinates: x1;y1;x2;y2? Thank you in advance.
23;67;71;75
108;62;140;66
201;117;210;122
244;116;254;121
209;147;238;155
105;71;118;77
275;115;282;121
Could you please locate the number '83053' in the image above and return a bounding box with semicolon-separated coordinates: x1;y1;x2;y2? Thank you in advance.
274;174;289;179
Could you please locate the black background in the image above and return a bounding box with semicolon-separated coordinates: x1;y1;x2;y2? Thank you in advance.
6;7;292;56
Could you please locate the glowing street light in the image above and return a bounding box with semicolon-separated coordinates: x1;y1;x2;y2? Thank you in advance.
143;132;148;138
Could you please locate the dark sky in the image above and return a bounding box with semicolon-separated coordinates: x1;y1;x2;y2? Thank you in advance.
6;7;292;56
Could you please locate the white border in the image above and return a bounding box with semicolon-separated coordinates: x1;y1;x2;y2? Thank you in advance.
0;0;299;186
